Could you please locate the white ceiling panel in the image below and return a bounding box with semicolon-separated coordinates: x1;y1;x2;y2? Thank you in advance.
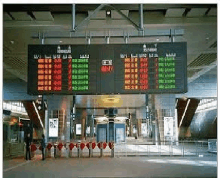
111;10;128;19
88;10;106;19
10;12;33;21
3;12;13;21
186;8;208;17
207;8;217;16
165;8;185;17
33;11;54;21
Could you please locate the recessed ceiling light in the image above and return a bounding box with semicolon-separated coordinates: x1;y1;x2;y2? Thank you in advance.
106;10;111;15
156;38;159;41
59;40;63;43
10;41;14;44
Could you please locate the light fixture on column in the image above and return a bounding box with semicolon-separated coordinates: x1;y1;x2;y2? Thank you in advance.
106;36;110;44
86;37;91;45
106;10;111;18
124;36;128;44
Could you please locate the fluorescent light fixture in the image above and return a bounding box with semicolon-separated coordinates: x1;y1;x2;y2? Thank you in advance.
102;97;120;103
11;111;28;115
33;101;44;129
95;117;108;123
179;99;190;127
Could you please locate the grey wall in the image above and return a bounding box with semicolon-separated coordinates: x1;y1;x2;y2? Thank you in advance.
176;68;217;98
3;79;37;101
189;109;217;139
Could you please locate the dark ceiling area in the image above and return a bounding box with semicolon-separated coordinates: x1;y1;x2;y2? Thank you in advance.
3;4;217;13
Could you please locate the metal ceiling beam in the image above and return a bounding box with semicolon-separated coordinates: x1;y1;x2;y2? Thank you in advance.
107;5;140;31
3;16;216;29
188;60;217;83
139;4;144;32
3;4;217;12
73;4;106;32
72;4;75;31
32;29;184;39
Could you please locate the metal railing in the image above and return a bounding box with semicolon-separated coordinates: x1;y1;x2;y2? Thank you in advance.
4;140;217;159
3;142;25;159
208;139;217;153
114;140;216;157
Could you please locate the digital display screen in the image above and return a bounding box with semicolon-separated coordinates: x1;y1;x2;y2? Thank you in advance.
28;43;187;95
68;58;89;91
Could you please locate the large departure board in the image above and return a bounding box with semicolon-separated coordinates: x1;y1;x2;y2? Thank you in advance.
28;43;187;95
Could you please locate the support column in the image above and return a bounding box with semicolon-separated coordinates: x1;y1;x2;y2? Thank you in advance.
72;4;76;31
153;94;176;145
137;119;142;137
45;110;48;143
81;118;86;140
46;95;73;142
129;113;133;137
91;115;94;138
81;110;87;140
70;96;76;140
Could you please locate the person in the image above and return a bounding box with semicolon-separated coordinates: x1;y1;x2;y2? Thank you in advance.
25;133;31;160
41;134;46;160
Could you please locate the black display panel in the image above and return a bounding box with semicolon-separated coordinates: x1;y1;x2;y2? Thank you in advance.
28;43;187;95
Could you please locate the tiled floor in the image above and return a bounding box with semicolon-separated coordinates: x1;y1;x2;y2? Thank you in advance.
3;154;217;178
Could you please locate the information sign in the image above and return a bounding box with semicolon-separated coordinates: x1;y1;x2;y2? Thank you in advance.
28;43;187;95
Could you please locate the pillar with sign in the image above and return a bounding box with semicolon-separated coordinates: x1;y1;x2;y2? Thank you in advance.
150;94;177;145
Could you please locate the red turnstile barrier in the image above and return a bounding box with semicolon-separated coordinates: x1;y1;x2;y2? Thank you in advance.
80;143;85;150
47;143;52;150
58;143;63;151
69;143;75;150
31;144;37;152
68;143;75;158
98;142;107;157
30;144;37;158
109;142;115;157
92;142;96;149
98;142;107;149
57;143;63;157
86;142;96;149
86;142;90;149
108;142;114;149
103;142;107;149
86;142;96;158
98;142;101;149
46;143;52;158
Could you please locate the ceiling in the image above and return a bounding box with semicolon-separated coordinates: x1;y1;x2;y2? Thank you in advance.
3;4;217;111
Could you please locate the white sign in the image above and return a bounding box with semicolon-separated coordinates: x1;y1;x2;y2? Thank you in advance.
57;45;71;53
141;123;147;136
49;118;58;137
102;60;112;65
164;117;173;137
86;126;90;134
133;125;137;134
76;124;81;135
116;128;125;143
